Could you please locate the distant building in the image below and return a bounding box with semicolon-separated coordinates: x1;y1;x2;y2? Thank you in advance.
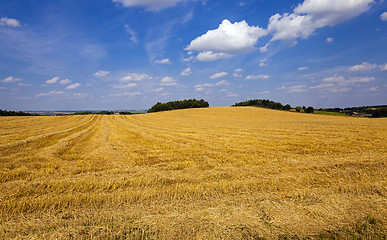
352;112;372;117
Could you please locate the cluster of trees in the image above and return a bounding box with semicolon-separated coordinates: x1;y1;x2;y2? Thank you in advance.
233;99;290;110
295;106;314;113
148;99;209;113
0;109;37;116
232;99;315;113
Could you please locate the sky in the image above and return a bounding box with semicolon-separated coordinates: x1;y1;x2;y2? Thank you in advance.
0;0;386;111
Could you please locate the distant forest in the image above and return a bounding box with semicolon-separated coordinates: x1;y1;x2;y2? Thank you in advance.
0;109;37;116
148;99;209;113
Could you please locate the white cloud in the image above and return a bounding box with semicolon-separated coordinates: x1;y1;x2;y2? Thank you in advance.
65;83;81;90
322;75;375;85
160;77;177;86
181;67;192;76
310;83;335;89
233;68;244;77
113;0;186;11
155;58;171;64
347;62;377;71
18;83;31;87
196;51;231;61
265;0;374;46
125;24;138;43
366;86;380;92
111;92;141;97
239;2;246;7
245;75;270;80
35;90;64;97
279;85;308;93
153;87;164;92
260;90;270;94
182;55;195;62
94;70;110;77
381;64;387;71
113;83;138;89
215;80;229;86
210;72;228;79
259;58;268;67
46;77;59;84
381;12;387;21
120;73;152;82
0;17;21;28
2;76;21;83
298;66;309;71
186;19;267;61
59;79;71;85
326;37;334;43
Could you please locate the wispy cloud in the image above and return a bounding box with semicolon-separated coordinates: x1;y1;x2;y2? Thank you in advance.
65;83;81;90
2;76;21;83
160;77;177;86
35;90;64;97
245;75;269;80
181;67;192;76
94;70;110;77
155;58;171;64
210;72;228;79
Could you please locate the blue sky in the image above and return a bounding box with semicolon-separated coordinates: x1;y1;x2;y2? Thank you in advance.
0;0;386;111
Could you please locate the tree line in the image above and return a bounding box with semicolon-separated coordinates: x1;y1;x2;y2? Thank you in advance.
232;99;314;113
0;109;37;116
148;99;209;113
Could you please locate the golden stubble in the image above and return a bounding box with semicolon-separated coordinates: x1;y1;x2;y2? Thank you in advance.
0;107;386;239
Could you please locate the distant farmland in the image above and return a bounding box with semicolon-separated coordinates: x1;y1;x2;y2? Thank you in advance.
0;107;386;239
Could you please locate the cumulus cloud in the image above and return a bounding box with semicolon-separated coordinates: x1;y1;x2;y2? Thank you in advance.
94;70;110;77
0;17;21;28
2;76;21;83
381;12;387;21
245;75;270;80
264;0;374;49
381;64;387;71
65;83;81;90
120;73;152;82
160;77;177;86
35;90;64;97
113;0;186;11
46;77;59;84
347;62;377;71
210;72;228;79
181;67;192;76
155;58;171;64
59;79;71;85
186;19;267;61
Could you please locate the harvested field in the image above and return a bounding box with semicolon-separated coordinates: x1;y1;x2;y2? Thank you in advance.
0;107;386;239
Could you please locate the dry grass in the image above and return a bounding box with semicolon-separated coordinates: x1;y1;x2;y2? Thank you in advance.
0;107;386;239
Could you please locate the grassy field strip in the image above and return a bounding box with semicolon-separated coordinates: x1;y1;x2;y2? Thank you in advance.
0;107;386;239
